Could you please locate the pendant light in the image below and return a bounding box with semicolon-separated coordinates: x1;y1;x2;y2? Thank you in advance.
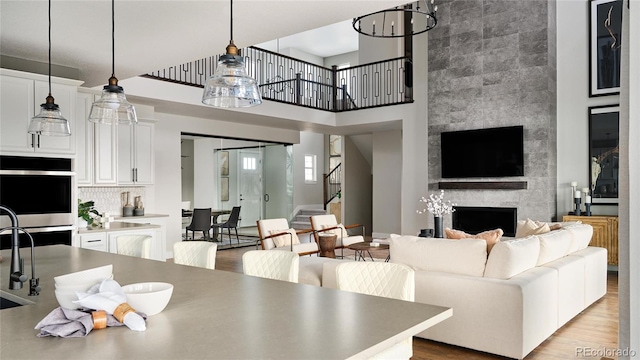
27;0;71;136
88;0;137;125
201;0;262;108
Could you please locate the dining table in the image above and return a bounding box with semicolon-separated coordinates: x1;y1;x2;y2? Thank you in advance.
182;209;231;240
1;245;452;359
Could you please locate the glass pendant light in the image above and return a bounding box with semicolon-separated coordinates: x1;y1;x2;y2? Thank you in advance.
88;0;137;125
202;0;262;108
28;0;71;137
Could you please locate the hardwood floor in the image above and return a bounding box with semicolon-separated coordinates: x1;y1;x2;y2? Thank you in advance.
210;247;619;360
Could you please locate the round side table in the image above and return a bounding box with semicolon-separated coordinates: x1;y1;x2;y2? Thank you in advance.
318;234;337;258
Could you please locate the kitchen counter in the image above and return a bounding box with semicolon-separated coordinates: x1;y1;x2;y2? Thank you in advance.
0;245;452;359
112;214;169;220
77;222;160;234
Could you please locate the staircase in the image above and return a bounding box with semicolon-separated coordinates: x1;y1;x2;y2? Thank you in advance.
290;208;327;230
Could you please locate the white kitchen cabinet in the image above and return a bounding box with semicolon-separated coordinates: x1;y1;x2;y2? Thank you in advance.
117;121;154;185
78;232;108;252
75;92;93;185
0;69;80;156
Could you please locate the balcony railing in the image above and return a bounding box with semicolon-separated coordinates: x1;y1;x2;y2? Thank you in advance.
142;46;413;112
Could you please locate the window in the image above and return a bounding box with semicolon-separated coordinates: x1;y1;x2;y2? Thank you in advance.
243;156;257;170
304;155;317;183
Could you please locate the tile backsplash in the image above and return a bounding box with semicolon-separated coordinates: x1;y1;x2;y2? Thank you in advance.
78;187;146;217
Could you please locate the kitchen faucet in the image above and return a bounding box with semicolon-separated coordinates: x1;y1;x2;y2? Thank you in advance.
0;205;40;295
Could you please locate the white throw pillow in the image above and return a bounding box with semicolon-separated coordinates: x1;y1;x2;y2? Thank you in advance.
484;236;540;279
536;229;572;265
270;229;300;248
390;236;487;277
563;224;593;252
515;218;550;238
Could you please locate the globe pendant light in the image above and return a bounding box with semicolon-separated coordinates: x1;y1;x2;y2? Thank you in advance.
202;0;262;108
88;0;137;125
27;0;71;137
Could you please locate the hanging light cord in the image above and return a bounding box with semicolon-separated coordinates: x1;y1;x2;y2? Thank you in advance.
230;0;233;41
111;0;115;78
47;0;52;96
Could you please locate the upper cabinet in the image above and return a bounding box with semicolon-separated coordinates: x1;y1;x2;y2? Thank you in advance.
76;88;155;187
0;69;81;156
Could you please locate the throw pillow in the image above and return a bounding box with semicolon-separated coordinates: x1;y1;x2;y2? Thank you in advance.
444;228;503;253
269;229;300;248
515;218;551;238
321;224;347;240
534;220;562;231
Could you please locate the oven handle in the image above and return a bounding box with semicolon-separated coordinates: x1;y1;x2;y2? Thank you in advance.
0;170;75;176
0;225;75;235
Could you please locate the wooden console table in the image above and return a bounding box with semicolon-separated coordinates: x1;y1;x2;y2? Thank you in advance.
563;215;618;265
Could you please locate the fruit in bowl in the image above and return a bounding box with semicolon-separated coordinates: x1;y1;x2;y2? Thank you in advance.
122;282;173;316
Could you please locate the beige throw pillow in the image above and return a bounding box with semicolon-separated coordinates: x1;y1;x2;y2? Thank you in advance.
269;229;300;248
444;228;504;253
515;218;551;238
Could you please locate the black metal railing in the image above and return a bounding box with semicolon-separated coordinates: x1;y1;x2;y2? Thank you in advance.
143;46;413;112
323;163;342;208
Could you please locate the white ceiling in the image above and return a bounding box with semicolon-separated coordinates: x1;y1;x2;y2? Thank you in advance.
0;1;408;87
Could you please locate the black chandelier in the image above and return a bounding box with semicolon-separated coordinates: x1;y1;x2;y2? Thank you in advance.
352;0;438;38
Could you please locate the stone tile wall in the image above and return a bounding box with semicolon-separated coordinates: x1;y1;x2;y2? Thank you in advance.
78;187;146;217
427;0;557;226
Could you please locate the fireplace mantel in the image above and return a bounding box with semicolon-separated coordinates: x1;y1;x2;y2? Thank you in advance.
438;181;528;190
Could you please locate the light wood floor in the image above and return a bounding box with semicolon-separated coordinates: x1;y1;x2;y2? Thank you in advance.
211;246;619;360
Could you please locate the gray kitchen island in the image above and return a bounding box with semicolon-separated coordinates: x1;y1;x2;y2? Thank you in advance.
0;245;451;359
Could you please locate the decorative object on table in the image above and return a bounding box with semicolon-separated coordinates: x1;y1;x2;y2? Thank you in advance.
574;189;582;216
73;279;146;331
417;190;456;238
583;188;593;216
27;0;71;136
35;307;146;338
418;229;433;238
589;105;620;204
133;196;144;216
201;0;262;108
121;191;134;217
121;282;174;316
78;199;100;227
589;0;623;97
570;181;578;211
352;0;437;38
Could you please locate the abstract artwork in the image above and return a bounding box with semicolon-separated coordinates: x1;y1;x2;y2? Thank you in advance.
589;0;623;97
588;105;619;204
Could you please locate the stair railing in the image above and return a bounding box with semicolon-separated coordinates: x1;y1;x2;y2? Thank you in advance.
323;163;342;208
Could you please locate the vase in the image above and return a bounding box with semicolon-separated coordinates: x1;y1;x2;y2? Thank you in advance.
434;216;444;238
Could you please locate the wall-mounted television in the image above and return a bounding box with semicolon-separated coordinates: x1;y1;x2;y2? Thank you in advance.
441;126;524;178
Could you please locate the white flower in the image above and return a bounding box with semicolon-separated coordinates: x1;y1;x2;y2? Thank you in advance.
417;190;456;217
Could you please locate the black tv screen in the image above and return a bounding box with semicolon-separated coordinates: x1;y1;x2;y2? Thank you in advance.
441;126;524;178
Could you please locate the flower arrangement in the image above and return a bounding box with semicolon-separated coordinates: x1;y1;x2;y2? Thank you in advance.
78;199;101;226
417;190;456;217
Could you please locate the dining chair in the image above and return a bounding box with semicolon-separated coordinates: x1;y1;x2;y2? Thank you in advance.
256;218;318;256
336;261;415;360
242;250;299;283
211;206;241;245
115;235;152;259
173;241;217;269
185;208;212;240
309;214;365;258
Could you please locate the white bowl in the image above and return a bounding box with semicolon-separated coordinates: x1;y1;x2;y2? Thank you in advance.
122;282;173;316
54;274;113;291
54;289;81;310
54;265;113;287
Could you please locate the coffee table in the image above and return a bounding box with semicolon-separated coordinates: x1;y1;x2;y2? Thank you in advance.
318;234;337;258
348;241;390;262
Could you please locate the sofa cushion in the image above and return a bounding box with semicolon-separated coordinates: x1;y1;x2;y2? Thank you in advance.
536;229;572;265
390;236;487;277
516;219;551;238
562;224;593;252
444;228;503;253
270;229;300;248
484;236;540;279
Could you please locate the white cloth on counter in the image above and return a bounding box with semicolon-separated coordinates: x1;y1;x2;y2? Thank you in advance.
73;279;146;331
34;307;137;338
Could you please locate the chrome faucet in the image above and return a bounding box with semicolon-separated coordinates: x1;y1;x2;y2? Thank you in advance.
0;205;40;295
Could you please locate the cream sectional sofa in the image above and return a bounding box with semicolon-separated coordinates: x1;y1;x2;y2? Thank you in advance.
384;223;607;359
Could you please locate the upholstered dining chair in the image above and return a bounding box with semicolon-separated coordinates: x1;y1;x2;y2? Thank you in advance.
173;241;218;270
185;208;212;240
211;206;241;245
116;235;152;259
256;218;318;256
242;250;299;283
310;214;365;257
336;261;415;360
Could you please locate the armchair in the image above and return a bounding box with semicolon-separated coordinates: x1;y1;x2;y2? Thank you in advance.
256;218;319;256
309;214;365;257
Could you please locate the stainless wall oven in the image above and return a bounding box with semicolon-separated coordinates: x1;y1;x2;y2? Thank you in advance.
0;156;74;249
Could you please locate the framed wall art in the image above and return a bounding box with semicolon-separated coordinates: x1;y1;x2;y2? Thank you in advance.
588;105;619;204
589;0;623;97
220;177;229;202
220;151;229;176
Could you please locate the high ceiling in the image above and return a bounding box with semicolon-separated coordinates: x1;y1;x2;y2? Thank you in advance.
0;1;408;87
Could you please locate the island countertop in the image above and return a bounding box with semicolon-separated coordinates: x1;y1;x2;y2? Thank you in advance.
0;246;452;359
77;222;160;234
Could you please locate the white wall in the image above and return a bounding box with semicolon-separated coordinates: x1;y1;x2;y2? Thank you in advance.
193;138;217;209
372;130;402;237
344;135;372;234
293;131;325;210
280;48;324;66
180;139;194;206
324;51;359;68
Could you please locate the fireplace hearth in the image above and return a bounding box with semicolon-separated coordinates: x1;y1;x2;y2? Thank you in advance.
452;206;517;237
